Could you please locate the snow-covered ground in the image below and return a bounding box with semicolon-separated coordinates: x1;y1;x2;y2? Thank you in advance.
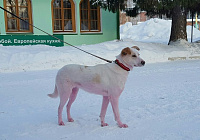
0;60;200;140
0;18;200;140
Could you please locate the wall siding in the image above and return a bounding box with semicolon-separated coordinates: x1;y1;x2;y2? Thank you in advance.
0;0;118;46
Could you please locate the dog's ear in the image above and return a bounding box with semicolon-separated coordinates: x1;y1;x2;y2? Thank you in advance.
121;47;131;56
132;46;140;51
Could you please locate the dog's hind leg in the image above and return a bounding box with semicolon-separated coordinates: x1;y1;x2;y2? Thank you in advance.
57;83;72;126
66;87;79;122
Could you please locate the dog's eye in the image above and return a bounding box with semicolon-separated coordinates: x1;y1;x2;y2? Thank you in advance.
132;55;137;57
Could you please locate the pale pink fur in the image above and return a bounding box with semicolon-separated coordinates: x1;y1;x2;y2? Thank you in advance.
48;47;145;128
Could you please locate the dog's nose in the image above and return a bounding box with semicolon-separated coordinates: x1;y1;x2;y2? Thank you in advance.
141;60;145;65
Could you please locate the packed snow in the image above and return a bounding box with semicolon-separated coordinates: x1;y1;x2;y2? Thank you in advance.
1;60;200;140
0;18;200;140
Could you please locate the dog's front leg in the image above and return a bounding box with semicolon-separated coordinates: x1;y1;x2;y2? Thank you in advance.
100;96;109;127
110;96;128;128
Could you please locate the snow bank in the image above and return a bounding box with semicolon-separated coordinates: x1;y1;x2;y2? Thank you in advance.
1;39;200;73
120;22;133;33
120;18;200;44
0;18;200;73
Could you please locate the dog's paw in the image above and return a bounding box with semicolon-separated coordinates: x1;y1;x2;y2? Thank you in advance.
118;123;128;128
68;118;74;122
59;121;65;126
101;122;109;127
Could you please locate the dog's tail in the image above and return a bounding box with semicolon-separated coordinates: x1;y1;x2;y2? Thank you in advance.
48;85;58;98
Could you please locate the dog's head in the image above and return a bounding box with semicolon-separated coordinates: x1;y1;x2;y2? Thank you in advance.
116;46;145;70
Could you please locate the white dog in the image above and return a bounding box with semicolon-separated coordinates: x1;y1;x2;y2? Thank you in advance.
48;46;145;128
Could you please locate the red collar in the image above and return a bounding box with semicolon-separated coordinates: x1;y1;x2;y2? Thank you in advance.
114;59;130;71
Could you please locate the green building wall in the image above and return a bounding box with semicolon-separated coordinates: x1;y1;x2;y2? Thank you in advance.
0;0;119;46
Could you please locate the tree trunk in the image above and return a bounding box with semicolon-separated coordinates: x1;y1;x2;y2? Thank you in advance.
168;5;187;45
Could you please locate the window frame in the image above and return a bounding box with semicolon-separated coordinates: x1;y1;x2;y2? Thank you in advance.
51;0;76;33
79;0;101;33
3;0;33;33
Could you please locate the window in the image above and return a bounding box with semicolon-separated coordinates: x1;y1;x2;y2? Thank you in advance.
52;0;76;32
80;0;101;32
4;0;33;32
